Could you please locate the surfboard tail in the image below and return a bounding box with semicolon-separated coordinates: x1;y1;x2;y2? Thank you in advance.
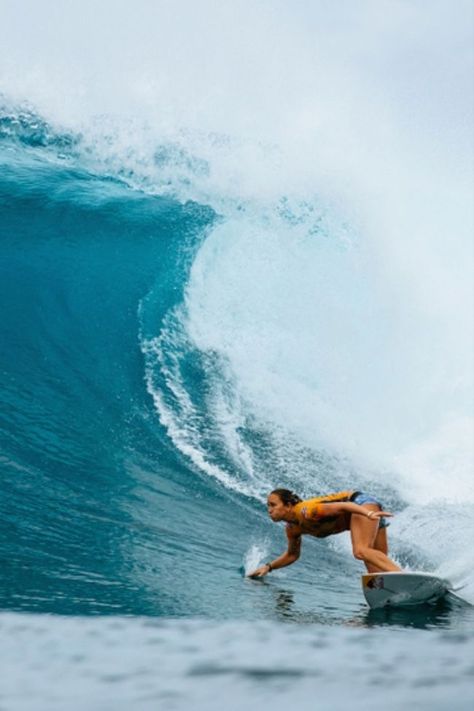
361;571;451;609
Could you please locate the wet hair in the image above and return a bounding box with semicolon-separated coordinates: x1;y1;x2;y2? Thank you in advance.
270;488;302;506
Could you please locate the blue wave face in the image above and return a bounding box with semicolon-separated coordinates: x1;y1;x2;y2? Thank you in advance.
0;115;239;615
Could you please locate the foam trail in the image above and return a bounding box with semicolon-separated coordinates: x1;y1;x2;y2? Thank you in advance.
392;504;474;602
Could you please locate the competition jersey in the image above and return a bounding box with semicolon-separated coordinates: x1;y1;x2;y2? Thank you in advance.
288;490;355;538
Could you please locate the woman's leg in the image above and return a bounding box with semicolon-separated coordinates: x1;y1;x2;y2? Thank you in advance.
374;526;388;555
350;504;401;572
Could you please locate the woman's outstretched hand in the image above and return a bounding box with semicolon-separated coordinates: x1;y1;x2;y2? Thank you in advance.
367;510;393;520
247;564;270;578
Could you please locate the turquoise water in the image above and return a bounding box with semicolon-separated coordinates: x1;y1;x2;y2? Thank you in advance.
1;1;474;707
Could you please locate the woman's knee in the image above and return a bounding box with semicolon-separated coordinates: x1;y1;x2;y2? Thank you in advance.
352;546;371;561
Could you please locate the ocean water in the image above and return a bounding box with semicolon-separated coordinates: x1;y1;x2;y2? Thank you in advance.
1;1;474;709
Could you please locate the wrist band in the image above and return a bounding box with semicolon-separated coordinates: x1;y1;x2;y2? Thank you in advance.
266;562;273;572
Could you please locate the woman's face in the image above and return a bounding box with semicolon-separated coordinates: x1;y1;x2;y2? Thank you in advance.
267;493;292;522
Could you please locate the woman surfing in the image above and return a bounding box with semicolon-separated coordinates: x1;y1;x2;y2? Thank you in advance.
248;489;401;578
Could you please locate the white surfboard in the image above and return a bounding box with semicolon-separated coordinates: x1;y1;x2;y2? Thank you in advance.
361;571;451;609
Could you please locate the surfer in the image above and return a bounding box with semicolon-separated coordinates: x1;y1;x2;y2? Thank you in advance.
248;489;401;578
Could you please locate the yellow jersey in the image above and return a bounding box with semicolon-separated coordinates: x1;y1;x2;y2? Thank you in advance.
288;490;355;538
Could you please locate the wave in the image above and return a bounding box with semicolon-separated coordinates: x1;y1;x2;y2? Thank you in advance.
1;93;473;613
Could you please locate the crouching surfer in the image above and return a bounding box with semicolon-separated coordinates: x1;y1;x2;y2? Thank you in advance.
248;489;401;578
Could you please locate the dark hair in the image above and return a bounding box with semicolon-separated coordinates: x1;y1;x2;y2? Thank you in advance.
270;488;302;506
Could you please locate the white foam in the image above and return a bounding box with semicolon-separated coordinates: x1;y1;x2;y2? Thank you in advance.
393;504;474;604
185;215;473;483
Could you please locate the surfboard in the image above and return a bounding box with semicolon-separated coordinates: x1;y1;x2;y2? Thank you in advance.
361;571;451;609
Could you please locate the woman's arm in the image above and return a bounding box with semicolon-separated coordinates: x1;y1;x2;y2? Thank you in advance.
247;531;302;578
315;502;393;520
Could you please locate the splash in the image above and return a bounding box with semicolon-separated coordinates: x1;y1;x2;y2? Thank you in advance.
243;542;270;577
